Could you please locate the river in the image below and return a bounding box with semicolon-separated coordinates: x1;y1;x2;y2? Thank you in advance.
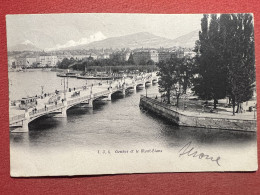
9;70;257;176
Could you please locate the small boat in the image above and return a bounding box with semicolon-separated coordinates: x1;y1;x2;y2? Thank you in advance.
56;72;67;77
66;72;77;77
77;75;95;79
57;72;77;77
77;75;114;80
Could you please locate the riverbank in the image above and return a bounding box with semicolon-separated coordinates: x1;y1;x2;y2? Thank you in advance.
53;65;158;72
139;95;257;132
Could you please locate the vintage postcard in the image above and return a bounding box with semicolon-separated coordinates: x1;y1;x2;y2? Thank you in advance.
7;13;257;177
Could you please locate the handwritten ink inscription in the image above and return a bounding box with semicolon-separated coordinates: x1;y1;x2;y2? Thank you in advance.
179;142;221;166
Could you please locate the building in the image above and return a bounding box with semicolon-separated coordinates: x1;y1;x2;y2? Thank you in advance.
25;57;37;67
175;50;184;58
86;53;98;60
15;56;37;68
158;51;173;62
149;50;159;63
38;55;58;67
72;55;90;61
97;53;110;59
132;50;159;65
57;55;73;62
8;57;17;69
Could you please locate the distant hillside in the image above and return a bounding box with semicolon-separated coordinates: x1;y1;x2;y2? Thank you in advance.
64;31;199;50
8;41;41;52
8;31;199;52
171;30;199;48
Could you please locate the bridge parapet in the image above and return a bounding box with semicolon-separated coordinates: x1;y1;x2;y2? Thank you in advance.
9;113;26;124
29;103;64;118
9;74;158;130
93;90;110;98
67;95;91;106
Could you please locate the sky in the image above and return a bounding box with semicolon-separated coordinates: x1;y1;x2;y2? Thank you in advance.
6;13;203;50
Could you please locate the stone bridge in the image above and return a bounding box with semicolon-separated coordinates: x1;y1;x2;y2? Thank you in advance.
9;75;158;132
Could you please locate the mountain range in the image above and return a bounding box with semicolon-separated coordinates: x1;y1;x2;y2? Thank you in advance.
66;30;199;50
8;40;41;52
9;30;199;51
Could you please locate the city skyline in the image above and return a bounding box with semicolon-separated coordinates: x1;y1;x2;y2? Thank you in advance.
6;13;202;50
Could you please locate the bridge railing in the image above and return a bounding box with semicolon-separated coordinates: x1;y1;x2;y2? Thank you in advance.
112;85;124;92
9;113;26;123
48;103;64;110
93;90;110;98
67;95;91;105
29;107;45;116
29;103;64;117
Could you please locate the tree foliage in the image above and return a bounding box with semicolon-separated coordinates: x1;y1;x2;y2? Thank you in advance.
193;14;255;113
157;57;192;106
219;14;255;114
57;57;76;69
192;14;227;108
127;52;135;65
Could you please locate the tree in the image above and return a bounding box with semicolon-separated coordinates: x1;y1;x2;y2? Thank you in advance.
127;52;135;65
193;14;255;114
157;57;188;106
139;59;146;66
58;58;70;69
56;60;61;68
192;14;227;109
146;59;155;65
219;14;255;114
32;62;39;68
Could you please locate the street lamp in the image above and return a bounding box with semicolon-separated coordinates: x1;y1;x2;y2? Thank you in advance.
145;84;148;97
254;103;256;119
183;94;187;111
41;86;44;95
9;79;12;106
63;77;66;101
66;69;69;90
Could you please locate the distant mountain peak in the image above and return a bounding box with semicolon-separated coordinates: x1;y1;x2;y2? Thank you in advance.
8;41;41;52
46;31;107;51
132;31;153;35
67;30;198;50
22;40;34;45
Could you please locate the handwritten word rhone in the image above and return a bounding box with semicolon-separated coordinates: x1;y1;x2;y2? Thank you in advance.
178;141;221;166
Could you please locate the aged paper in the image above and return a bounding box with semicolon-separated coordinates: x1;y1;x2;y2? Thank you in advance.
7;13;257;177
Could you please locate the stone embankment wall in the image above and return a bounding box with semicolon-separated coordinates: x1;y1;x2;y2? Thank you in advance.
139;96;256;132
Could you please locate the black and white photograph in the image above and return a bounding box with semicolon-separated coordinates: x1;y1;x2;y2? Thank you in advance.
7;13;257;177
